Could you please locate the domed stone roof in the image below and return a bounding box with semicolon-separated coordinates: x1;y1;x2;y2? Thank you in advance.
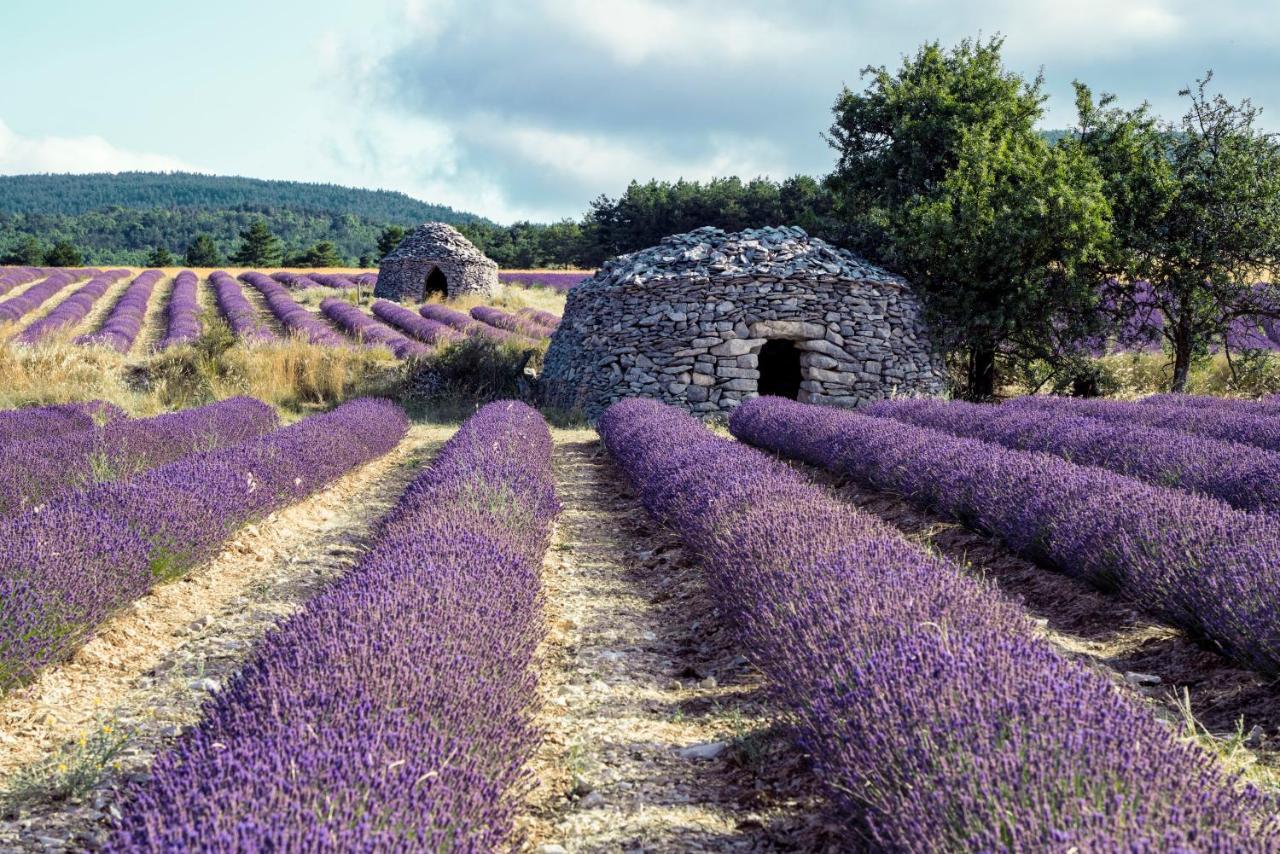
382;222;497;268
586;225;900;290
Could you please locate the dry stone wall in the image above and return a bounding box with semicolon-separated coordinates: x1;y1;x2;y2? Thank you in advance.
541;226;948;420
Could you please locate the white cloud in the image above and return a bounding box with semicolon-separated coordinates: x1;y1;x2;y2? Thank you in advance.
0;119;195;175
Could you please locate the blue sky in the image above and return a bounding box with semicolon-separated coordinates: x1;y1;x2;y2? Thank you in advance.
1;0;1276;223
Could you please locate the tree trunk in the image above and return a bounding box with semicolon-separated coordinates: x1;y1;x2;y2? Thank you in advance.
966;343;997;401
1170;319;1193;393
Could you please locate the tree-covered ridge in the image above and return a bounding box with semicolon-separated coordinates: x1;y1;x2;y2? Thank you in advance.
0;172;483;223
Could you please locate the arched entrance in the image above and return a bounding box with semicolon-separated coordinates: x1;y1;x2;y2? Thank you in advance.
423;266;448;300
757;339;802;399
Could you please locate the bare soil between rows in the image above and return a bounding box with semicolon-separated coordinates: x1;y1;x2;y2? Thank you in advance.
522;433;842;852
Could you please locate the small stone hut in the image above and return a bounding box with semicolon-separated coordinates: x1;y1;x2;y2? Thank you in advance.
541;225;947;420
374;222;499;302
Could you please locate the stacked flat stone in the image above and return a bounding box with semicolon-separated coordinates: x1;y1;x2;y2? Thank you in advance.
541;225;947;420
374;222;499;302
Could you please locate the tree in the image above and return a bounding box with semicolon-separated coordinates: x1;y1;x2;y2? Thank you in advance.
376;225;406;260
301;241;344;267
146;246;174;266
826;37;1112;399
0;235;44;265
230;219;282;266
1073;74;1280;391
184;234;222;266
43;240;83;267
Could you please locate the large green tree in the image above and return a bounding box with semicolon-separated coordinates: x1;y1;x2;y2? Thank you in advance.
230;219;282;266
43;240;83;267
1072;74;1280;390
827;37;1113;399
1;235;44;265
184;234;222;266
146;246;174;266
376;225;406;260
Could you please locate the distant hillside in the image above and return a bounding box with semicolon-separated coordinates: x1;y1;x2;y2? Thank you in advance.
0;172;483;224
0;172;488;266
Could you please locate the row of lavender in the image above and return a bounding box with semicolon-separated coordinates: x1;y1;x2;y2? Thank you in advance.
0;396;277;517
602;398;1273;849
108;402;557;850
735;396;1280;676
0;398;407;694
0;400;125;448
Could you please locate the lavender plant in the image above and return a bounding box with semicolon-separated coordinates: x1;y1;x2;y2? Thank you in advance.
158;270;200;349
209;270;275;340
239;271;345;345
372;299;461;345
471;305;551;339
606;397;1275;849
107;401;554;850
16;269;128;344
77;269;163;351
0;401;126;449
319;297;427;358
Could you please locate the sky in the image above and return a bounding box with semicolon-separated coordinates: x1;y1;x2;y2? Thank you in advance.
1;0;1276;223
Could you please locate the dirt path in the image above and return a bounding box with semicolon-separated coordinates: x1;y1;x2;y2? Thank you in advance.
0;424;456;851
523;431;834;853
134;274;174;354
802;465;1280;793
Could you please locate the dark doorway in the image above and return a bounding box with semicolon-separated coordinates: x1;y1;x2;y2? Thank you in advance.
757;339;802;399
423;267;448;299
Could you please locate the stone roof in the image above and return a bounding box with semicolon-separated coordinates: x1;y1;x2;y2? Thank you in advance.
383;222;497;268
588;225;900;288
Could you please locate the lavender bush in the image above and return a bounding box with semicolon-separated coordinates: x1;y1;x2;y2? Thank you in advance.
733;396;1280;676
1141;392;1280;414
352;271;377;286
270;271;322;290
77;269;163;352
306;272;358;289
471;305;551;339
372;299;461;346
866;397;1280;513
1007;394;1280;451
107;401;554;850
0;401;126;449
517;306;560;331
319;297;427;358
0;269;88;323
209;271;275;341
419;302;522;343
0;266;42;296
0;396;277;516
239;272;345;346
0;397;406;694
605;398;1275;849
16;269;128;344
158;270;200;349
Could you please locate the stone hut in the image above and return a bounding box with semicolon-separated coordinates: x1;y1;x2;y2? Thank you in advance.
374;222;499;301
541;225;947;420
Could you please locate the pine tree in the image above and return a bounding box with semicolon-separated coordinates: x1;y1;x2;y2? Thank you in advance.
376;225;406;259
302;241;343;267
146;246;174;266
0;235;44;265
230;219;282;266
43;240;83;267
184;234;222;267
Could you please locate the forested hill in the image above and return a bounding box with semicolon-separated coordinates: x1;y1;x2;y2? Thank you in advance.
0;172;481;224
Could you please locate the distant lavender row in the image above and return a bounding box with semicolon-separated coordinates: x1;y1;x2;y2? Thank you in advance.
319;298;427;358
210;271;275;340
517;306;560;331
78;269;163;352
1141;392;1280;415
0;266;44;296
352;271;377;286
604;398;1272;849
239;271;344;346
372;299;460;345
0;396;277;517
269;271;322;290
0;269;87;323
159;270;200;348
0;401;126;450
498;270;587;292
868;397;1280;514
1008;394;1280;451
471;305;551;339
109;401;555;850
419;302;523;343
734;396;1280;676
307;272;358;289
16;269;127;344
0;397;406;694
